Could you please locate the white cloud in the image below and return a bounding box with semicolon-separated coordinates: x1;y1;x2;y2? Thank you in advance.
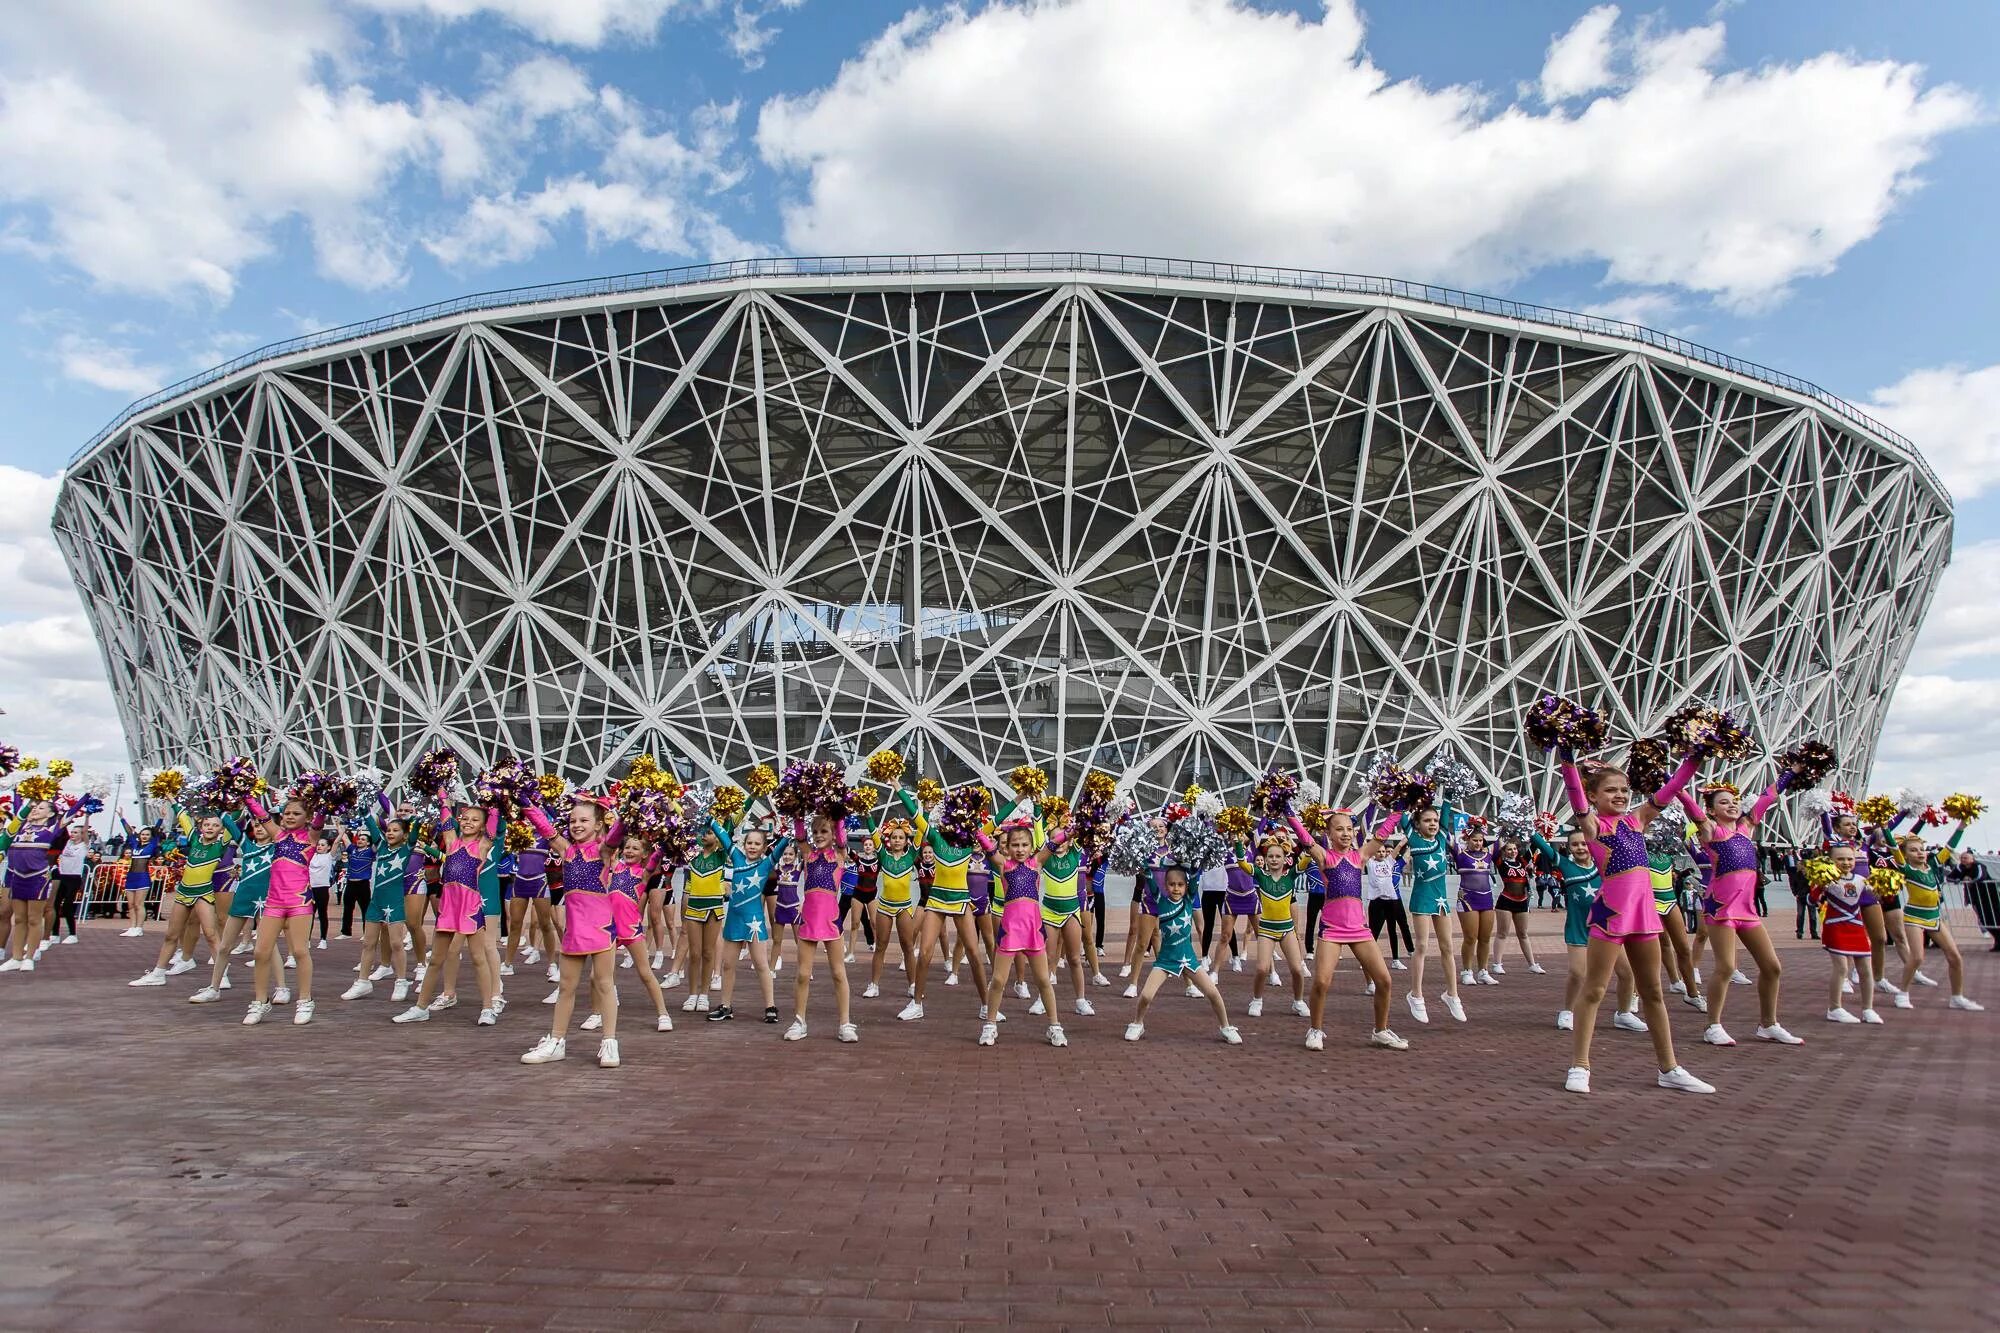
1899;540;2000;673
759;0;1979;309
1540;3;1620;102
1578;290;1683;329
1865;362;2000;501
1873;674;2000;835
357;0;690;47
0;467;92;618
726;0;806;70
53;332;164;396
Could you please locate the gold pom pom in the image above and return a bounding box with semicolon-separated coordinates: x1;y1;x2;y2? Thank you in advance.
536;773;566;803
1300;802;1332;835
15;775;59;803
1082;770;1117;802
46;759;74;782
1042;795;1072;828
1009;765;1048;797
914;777;945;807
866;750;905;784
1182;783;1204;806
18;757;39;772
847;785;880;814
1867;865;1904;896
504;820;534;854
711;785;746;819
1216;806;1253;840
1803;859;1838;890
146;769;186;801
745;764;778;798
1854;795;1898;827
1943;793;1985;824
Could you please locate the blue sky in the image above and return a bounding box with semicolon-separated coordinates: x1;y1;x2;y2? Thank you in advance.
2;0;1997;815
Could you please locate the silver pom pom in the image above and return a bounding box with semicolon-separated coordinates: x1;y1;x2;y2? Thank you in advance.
1802;789;1835;818
1423;744;1481;806
1896;787;1932;815
1496;793;1535;841
1108;817;1158;875
1193;791;1224;819
1297;778;1323;805
1167;813;1229;872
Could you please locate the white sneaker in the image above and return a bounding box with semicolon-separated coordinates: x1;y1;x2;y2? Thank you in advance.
1691;968;1703;989
1122;983;1138;998
272;986;291;1005
1406;994;1429;1024
1731;970;1752;986
1014;980;1030;1000
1030;996;1047;1014
784;1017;808;1041
1949;994;1986;1011
1876;978;1902;995
844;951;856;964
1370;1028;1409;1050
1528;963;1546;974
392;1005;430;1023
978;1022;998;1046
1755;1024;1804;1044
619;952;632;970
1460;969;1475;985
189;986;222;1003
116;925;142;938
341;980;373;1000
1681;991;1707;1010
478;1008;499;1026
771;955;781;974
710;972;722;990
581;1013;603;1031
368;965;393;981
1826;1007;1860;1024
1390;959;1407;971
597;1038;620;1068
413;963;427;981
521;1034;565;1064
1231;957;1244;972
1613;1010;1648;1033
1564;1066;1590;1093
547;964;560;983
499;963;514;977
1657;1066;1714;1094
1556;1009;1574;1030
944;970;959;986
129;968;167;987
1893;992;1913;1009
0;960;18;973
167;958;196;976
1913;970;1939;988
897;1001;924;1021
1219;1025;1242;1044
1860;1009;1884;1025
650;951;664;970
219;973;231;990
862;981;880;998
1442;995;1466;1022
657;1012;673;1032
522;947;541;966
1841;976;1854;994
837;1022;858;1042
1364;981;1376;996
1047;1025;1067;1047
543;988;560;1004
1702;1024;1735;1046
1119;964;1132;978
1490;961;1506;976
1304;1028;1325;1051
293;999;315;1025
492;994;507;1016
682;994;700;1011
231;940;250;955
428;994;457;1012
662;970;683;988
1074;997;1096;1016
1290;998;1310;1017
243;1001;271;1025
1246;997;1263;1017
284;957;296;970
1091;973;1110;986
694;995;709;1012
392;980;410;1002
1668;980;1686;995
1123;1022;1145;1041
315;940;327;951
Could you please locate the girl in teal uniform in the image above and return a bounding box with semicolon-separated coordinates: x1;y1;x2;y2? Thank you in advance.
193;817;275;1004
344;806;417;1004
1122;865;1241;1044
1399;801;1465;1025
1532;826;1635;1033
713;818;788;1023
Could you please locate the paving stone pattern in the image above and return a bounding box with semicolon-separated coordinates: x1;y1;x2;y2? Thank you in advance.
2;919;1995;1330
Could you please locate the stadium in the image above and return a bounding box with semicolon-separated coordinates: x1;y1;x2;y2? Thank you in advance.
51;255;1954;818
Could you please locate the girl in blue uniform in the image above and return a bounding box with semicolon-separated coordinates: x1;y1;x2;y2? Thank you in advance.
1400;801;1465;1025
1123;865;1241;1044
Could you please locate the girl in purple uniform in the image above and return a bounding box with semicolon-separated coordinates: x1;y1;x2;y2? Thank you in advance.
1291;810;1409;1051
1678;780;1804;1048
0;799;66;972
976;817;1066;1048
1454;822;1500;986
786;814;855;1043
519;797;623;1067
239;794;321;1026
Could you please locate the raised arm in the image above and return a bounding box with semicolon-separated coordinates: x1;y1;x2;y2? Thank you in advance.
1743;777;1785;827
242;794;281;841
1286;814;1329;866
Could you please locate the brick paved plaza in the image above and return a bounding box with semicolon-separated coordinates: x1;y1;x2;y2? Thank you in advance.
2;918;1995;1330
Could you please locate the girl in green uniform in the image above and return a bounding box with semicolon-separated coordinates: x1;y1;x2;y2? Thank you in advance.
1893;826;1984;1011
193;818;275;1004
1123;865;1241;1044
129;811;229;989
864;810;923;1000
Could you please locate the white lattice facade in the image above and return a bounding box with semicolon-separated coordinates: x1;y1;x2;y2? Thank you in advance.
52;261;1953;821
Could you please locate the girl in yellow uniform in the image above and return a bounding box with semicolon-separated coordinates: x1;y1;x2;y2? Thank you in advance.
896;786;996;1023
865;812;922;1000
1243;831;1310;1020
678;821;731;1012
1893;826;1984;1012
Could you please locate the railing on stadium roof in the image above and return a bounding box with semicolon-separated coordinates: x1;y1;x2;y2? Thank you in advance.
67;251;1946;498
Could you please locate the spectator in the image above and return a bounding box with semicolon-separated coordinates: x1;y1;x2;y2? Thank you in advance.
1788;852;1816;940
1951;850;1998;952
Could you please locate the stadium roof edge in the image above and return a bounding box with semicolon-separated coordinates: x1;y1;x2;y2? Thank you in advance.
61;251;1951;506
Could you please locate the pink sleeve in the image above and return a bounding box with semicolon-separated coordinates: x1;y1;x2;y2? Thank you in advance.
1747;784;1780;825
1652;753;1699;806
1047;827;1068;847
1560;763;1588;815
486;806;501;838
436;793;453;832
976;830;998;854
1373;811;1400;840
525;806;557;841
1676;789;1702;821
245;795;268;822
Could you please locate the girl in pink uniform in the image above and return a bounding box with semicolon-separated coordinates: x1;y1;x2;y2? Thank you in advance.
1558;750;1713;1095
589;835;672;1036
976;816;1067;1048
395;799;503;1026
785;814;856;1043
1678;780;1804;1047
519;797;624;1066
240;794;321;1027
1291;810;1409;1051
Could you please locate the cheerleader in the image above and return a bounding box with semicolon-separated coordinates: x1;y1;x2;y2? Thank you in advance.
1558;751;1712;1093
1291;811;1408;1050
238;795;320;1025
786;814;855;1042
1676;783;1803;1046
896;788;994;1022
391;800;502;1026
712;816;787;1023
1492;837;1542;975
960;844;995;987
1892;826;1983;1011
769;842;803;976
1239;830;1310;1019
341;804;416;1003
1646;834;1705;1010
1454;821;1500;985
1118;816;1169;980
502;828;553;977
1081;854;1111;985
192;816;273;1002
128;811;227;987
593;834;672;1034
1822;809;1897;994
117;808;165;938
1032;813;1095;1019
1400;800;1465;1023
863;810;922;998
679;821;730;1011
977;816;1067;1047
519;797;621;1066
1818;846;1879;1024
1530;824;1638;1031
1122;864;1241;1043
644;851;674;973
0;799;67;971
